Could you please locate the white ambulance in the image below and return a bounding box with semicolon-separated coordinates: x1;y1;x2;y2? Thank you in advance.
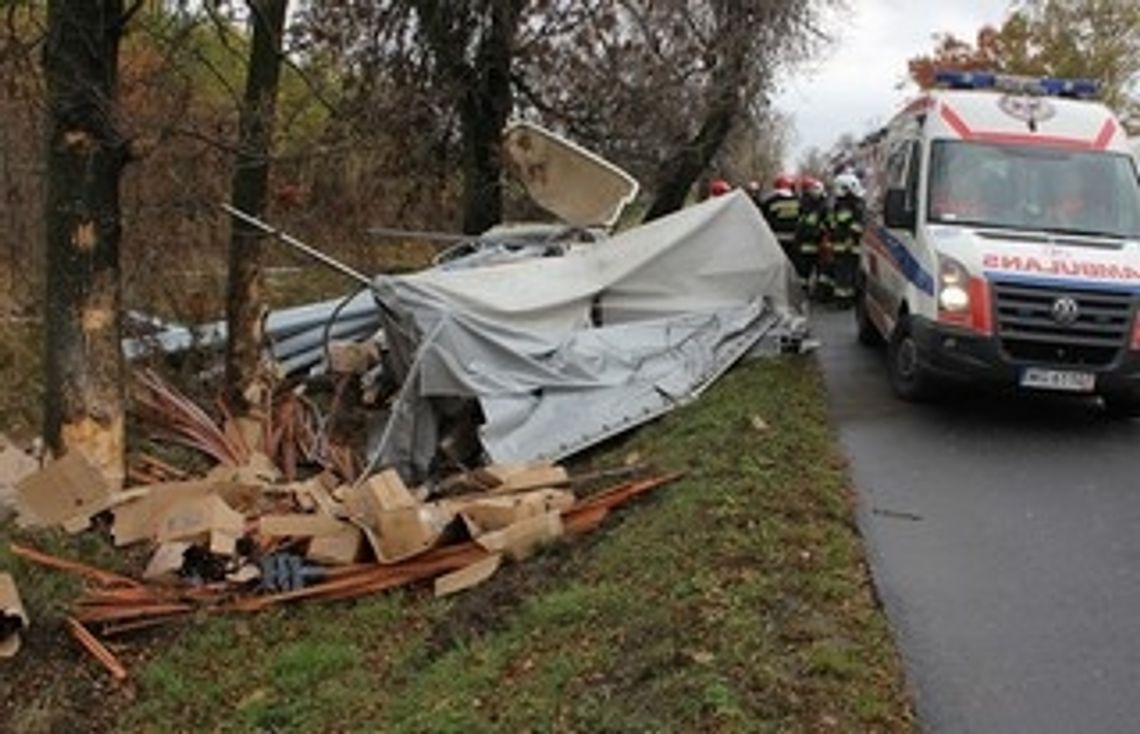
855;72;1140;415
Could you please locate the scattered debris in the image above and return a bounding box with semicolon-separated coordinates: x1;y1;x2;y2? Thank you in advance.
66;617;128;682
8;129;811;672
12;472;683;644
871;507;924;522
434;553;502;598
259;552;325;593
0;573;28;659
0;437;40;519
14;452;117;533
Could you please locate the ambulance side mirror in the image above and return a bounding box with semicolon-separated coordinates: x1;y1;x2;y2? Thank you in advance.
884;189;915;230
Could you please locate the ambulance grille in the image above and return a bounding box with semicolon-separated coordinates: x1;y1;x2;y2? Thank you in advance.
992;281;1134;367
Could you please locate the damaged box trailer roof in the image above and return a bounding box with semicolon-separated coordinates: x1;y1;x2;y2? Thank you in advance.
370;191;807;482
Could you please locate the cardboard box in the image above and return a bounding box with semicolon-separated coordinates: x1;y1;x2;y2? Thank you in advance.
155;494;245;556
14;452;114;532
306;523;364;566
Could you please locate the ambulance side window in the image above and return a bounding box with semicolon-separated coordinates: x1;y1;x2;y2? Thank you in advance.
886;142;909;190
904;141;922;213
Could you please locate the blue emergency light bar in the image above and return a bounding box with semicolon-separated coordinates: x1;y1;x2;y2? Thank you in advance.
933;70;1099;99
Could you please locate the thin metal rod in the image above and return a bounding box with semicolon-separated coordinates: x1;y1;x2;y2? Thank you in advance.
366;226;471;243
222;203;373;286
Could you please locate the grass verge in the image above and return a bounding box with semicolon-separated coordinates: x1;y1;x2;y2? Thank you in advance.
1;356;914;732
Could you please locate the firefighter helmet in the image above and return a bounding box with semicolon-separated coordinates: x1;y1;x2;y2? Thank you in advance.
834;172;863;198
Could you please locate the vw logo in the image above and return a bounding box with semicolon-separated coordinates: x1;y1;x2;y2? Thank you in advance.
1051;296;1080;325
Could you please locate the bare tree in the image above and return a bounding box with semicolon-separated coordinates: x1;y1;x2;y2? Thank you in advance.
42;0;140;483
224;0;288;408
410;0;526;234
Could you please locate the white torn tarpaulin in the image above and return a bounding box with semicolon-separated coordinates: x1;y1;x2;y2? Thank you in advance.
369;191;807;481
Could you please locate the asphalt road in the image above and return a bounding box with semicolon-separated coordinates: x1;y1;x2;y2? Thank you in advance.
814;309;1140;734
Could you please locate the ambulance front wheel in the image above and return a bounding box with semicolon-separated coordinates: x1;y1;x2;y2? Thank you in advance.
887;316;936;401
1102;392;1140;419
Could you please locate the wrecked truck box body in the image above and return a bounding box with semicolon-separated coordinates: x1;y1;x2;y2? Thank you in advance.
368;192;807;482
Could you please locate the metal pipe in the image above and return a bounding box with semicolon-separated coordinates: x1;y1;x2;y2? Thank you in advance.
366;226;471;243
222;204;373;287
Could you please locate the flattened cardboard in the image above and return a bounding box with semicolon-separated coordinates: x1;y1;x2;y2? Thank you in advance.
306;523;364;565
143;541;192;582
452;489;574;537
372;504;450;563
475;511;563;561
14;452;114;532
155;494;245;556
345;471;455;563
260;513;346;538
480;463;570;494
0;572;29;659
434;553;502;597
112;481;246;546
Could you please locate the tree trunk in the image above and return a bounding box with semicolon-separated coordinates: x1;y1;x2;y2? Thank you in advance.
642;104;737;222
43;0;131;485
414;0;523;235
224;0;288;408
458;1;521;235
643;1;748;222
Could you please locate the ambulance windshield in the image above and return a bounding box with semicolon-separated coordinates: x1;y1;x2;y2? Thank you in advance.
927;141;1140;239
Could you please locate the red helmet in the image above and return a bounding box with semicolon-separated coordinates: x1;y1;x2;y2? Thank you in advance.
709;178;731;197
800;175;824;196
773;173;796;192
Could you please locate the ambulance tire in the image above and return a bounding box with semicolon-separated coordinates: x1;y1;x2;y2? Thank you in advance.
855;287;883;347
887;316;936;402
1103;392;1140;419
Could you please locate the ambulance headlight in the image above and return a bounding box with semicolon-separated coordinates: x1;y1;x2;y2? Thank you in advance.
938;256;971;312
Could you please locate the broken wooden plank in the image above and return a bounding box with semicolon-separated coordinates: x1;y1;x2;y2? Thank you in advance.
66;617;128;681
9;543;142;589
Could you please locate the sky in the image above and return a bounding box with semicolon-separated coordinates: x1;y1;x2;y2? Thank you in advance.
773;0;1013;169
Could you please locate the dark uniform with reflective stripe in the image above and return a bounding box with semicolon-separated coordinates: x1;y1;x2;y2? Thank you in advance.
795;192;829;286
760;191;800;262
828;193;864;304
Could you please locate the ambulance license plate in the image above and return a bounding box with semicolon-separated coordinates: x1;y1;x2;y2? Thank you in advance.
1019;368;1096;393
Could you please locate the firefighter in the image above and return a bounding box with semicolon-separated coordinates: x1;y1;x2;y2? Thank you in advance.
828;172;865;307
708;178;732;198
795;175;829;295
760;174;800;261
